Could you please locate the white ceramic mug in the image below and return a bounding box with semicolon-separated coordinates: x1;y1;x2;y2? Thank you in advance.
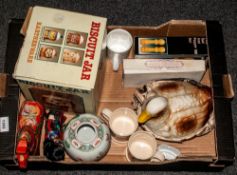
101;107;138;141
125;131;181;162
106;29;133;71
126;131;158;161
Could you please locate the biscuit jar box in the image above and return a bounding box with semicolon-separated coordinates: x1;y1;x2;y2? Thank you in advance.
13;6;107;114
0;18;235;171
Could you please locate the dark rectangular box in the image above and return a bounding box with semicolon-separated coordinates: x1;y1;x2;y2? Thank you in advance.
134;36;208;58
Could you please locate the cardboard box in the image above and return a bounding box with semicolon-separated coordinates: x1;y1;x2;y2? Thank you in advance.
13;6;107;114
0;19;235;171
123;59;206;87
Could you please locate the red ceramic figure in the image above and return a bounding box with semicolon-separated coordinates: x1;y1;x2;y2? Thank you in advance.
16;101;44;169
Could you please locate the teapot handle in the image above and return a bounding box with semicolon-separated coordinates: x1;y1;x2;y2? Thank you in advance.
101;108;112;122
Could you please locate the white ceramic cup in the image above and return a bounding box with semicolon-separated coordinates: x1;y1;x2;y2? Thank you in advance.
106;29;133;71
101;107;138;141
126;131;159;161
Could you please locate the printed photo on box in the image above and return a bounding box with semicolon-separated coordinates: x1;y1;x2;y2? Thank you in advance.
41;26;65;44
61;48;84;66
65;30;88;48
29;87;85;114
38;45;61;62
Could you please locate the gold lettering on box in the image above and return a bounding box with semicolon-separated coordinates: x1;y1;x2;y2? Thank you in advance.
27;21;42;63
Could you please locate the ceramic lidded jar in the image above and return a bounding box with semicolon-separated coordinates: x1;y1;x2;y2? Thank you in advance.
63;114;111;161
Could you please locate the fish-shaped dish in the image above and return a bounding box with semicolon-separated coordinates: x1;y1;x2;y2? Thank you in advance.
133;79;214;142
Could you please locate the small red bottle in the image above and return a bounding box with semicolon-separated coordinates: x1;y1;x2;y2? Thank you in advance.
15;101;44;169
